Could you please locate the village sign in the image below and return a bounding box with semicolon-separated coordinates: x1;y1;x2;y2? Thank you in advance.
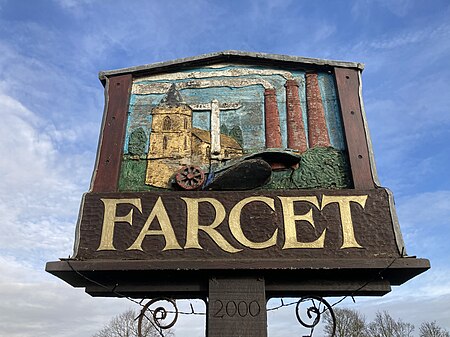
46;51;429;336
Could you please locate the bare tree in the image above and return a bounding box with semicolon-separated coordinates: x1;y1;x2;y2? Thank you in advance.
367;311;414;337
324;307;368;337
420;321;450;337
92;309;167;337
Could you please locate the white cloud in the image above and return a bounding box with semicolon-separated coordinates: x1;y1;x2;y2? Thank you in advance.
0;89;91;262
352;0;414;19
0;21;105;260
397;191;450;230
377;0;414;17
313;24;336;42
0;92;56;188
365;21;450;53
344;18;450;193
53;0;95;11
0;255;126;337
0;254;207;337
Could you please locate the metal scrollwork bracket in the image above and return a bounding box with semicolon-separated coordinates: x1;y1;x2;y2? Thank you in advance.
296;296;336;337
138;297;179;337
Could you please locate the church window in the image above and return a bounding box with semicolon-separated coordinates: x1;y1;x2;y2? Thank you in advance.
163;116;172;130
163;136;168;150
184;117;188;129
184;136;187;150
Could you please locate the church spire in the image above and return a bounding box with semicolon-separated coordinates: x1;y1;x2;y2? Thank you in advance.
160;83;184;107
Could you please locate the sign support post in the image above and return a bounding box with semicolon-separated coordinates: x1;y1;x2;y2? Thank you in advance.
207;277;267;337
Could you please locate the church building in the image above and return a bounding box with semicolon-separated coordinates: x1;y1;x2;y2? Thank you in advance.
145;84;243;188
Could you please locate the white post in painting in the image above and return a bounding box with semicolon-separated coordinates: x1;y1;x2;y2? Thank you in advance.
189;100;241;161
210;99;221;159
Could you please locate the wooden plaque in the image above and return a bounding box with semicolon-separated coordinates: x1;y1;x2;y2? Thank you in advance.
208;278;267;337
46;51;429;298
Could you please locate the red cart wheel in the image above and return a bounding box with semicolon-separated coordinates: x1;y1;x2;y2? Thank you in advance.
175;165;205;190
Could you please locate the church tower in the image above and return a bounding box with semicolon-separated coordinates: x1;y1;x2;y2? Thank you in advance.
146;84;193;188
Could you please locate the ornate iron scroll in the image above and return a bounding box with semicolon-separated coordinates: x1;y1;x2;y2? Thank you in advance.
296;296;336;337
138;297;179;337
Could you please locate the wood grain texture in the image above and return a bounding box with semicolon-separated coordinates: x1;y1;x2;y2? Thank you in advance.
74;188;400;261
208;277;267;337
83;279;391;298
334;68;374;189
92;74;132;192
46;257;430;296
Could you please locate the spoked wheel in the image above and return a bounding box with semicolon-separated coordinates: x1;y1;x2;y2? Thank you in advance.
175;165;205;190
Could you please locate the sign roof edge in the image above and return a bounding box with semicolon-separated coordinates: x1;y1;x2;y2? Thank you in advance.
98;50;364;82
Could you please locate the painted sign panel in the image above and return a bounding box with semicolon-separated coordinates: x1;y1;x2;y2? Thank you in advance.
47;51;429;297
119;65;351;192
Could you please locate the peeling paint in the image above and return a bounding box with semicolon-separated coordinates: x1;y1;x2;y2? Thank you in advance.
120;63;349;191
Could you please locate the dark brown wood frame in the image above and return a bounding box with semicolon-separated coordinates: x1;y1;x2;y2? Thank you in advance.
47;58;429;299
90;67;377;193
91;74;132;192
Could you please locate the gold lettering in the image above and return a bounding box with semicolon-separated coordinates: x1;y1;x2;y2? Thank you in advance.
229;196;278;249
278;196;326;249
182;198;241;253
127;197;181;251
98;198;142;251
321;195;367;249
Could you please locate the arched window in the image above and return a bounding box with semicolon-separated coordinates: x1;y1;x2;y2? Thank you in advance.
163;136;168;150
184;136;187;150
163;116;172;130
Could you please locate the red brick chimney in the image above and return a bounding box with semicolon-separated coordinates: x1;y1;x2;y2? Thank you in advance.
306;72;330;148
285;79;308;153
264;88;282;148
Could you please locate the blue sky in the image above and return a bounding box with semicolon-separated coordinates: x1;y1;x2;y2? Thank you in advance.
0;0;449;336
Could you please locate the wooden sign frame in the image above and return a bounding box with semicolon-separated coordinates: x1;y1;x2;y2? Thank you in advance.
47;51;429;299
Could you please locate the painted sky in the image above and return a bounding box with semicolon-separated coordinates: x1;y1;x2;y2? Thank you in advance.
0;0;449;336
127;66;343;153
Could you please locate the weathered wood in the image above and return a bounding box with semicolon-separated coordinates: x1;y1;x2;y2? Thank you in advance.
206;159;272;190
265;279;391;297
74;188;402;261
45;258;430;297
334;68;375;189
91;74;132;192
84;279;391;298
208;277;267;337
98;50;364;81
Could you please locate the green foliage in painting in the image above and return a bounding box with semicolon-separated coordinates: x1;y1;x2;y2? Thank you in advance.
293;146;352;188
229;126;243;146
264;147;352;189
119;157;159;191
220;124;243;147
220;124;229;135
128;127;147;156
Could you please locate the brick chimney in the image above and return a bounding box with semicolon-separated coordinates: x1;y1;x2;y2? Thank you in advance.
285;79;308;153
264;88;282;148
306;72;330;148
